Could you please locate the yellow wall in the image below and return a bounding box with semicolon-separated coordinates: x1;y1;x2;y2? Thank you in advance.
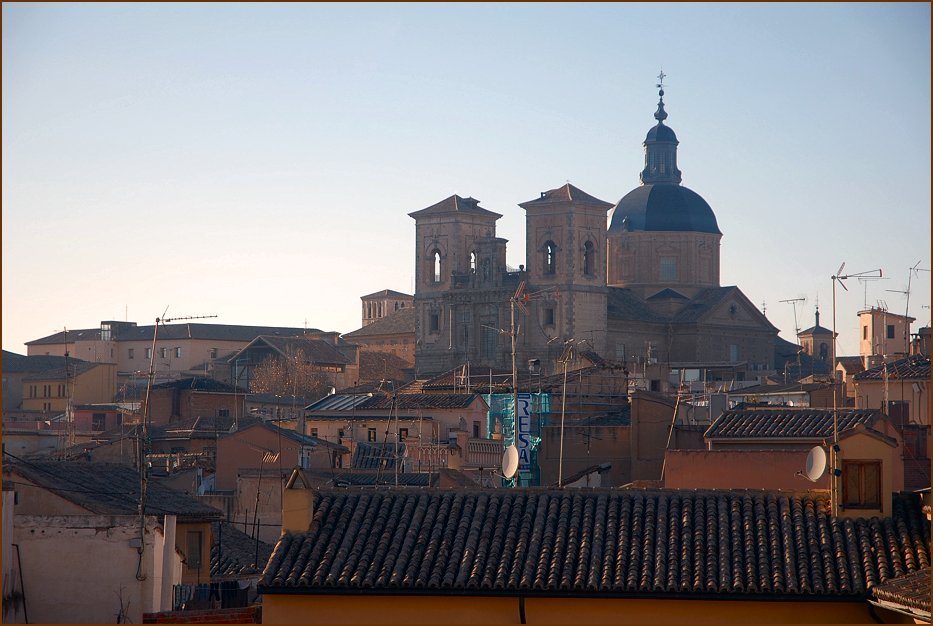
262;594;875;624
836;430;903;519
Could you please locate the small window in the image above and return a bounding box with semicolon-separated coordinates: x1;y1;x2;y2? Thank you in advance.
843;460;881;509
398;428;408;441
470;251;477;274
209;348;218;359
159;347;168;358
145;348;152;359
174;347;182;358
887;324;895;339
218;409;230;418
862;326;868;340
128;348;135;359
473;421;480;438
543;306;555;327
338;428;345;439
367;428;377;442
429;313;440;333
310;428;318;438
186;531;203;571
92;413;106;431
660;256;677;281
583;241;595;276
431;249;442;283
544;241;557;276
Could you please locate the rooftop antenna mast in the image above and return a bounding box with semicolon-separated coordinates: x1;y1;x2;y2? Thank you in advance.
830;262;881;517
779;297;806;337
857;275;888;310
136;309;217;582
887;260;929;356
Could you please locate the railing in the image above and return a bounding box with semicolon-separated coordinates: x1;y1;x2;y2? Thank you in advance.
172;582;249;611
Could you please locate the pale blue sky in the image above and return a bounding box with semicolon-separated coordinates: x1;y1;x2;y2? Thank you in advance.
3;3;930;356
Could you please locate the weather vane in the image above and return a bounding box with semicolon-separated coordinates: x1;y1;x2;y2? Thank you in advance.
656;69;666;90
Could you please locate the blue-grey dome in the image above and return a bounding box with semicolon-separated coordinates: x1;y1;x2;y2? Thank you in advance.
646;123;677;143
608;183;721;235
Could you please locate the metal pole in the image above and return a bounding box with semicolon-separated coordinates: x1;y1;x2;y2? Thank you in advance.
558;357;568;487
831;277;838;517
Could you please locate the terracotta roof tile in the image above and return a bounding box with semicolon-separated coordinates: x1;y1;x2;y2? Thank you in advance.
259;489;930;599
705;408;884;440
854;355;930;381
871;567;931;618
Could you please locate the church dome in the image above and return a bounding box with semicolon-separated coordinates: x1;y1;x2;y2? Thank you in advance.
645;123;677;143
608;183;722;235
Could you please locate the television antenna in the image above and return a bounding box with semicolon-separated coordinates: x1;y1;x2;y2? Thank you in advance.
857;275;888;309
779;297;806;336
829;262;880;517
136;309;217;581
887;260;929;356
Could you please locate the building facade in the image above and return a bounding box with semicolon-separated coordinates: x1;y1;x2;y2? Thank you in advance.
410;87;779;379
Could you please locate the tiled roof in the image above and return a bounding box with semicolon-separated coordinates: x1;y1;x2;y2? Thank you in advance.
5;461;222;522
798;324;833;336
21;360;104;381
646;288;688;301
212;521;274;578
239;421;344;450
705;408;884;440
153;415;262;439
150;377;242;393
408;195;502;220
606;288;666;323
1;351;79;373
518;184;613;209
343;307;415;338
417;366;513;392
259;489;930;598
332;472;432;487
871;567;931;618
306;393;481;412
356;352;413;387
361;289;412;300
26;323;315;345
671;287;737;323
854;355;931;381
351;442;407;470
835;356;865;374
726;382;832;396
233;335;351;366
306;393;375;411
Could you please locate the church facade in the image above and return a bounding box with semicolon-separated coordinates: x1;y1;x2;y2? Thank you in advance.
411;87;780;380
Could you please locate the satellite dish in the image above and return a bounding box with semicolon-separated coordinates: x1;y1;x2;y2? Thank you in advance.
501;445;519;479
805;446;827;482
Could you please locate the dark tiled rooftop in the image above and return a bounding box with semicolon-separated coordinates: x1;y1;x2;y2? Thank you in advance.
351;442;407;470
234;335;351;366
212;521;275;578
26;323;314;345
854;355;930;381
150;377;242;393
408;195;502;220
260;489;930;598
5;461;222;522
606;288;667;323
361;289;412;300
518;183;613;209
1;351;81;373
871;566;931;617
21;360;104;381
307;393;481;412
705;408;884;440
343;308;415;338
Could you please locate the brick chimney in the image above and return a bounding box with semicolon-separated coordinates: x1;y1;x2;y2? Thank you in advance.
281;468;314;534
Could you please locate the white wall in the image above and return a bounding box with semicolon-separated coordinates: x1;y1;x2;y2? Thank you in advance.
12;514;181;624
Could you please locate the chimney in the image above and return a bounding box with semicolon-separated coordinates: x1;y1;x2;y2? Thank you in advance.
281;468;314;534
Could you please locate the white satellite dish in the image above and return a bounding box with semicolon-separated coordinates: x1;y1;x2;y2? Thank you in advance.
501;445;519;479
804;446;827;482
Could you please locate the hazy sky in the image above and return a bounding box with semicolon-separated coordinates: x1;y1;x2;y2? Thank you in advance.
3;3;930;357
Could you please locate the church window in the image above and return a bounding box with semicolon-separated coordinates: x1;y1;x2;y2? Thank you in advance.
470;251;477;274
431;249;442;283
660;256;677;281
429;313;440;334
482;325;497;359
729;344;739;362
583;241;595;276
544;241;557;275
543;306;555;327
819;342;828;361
